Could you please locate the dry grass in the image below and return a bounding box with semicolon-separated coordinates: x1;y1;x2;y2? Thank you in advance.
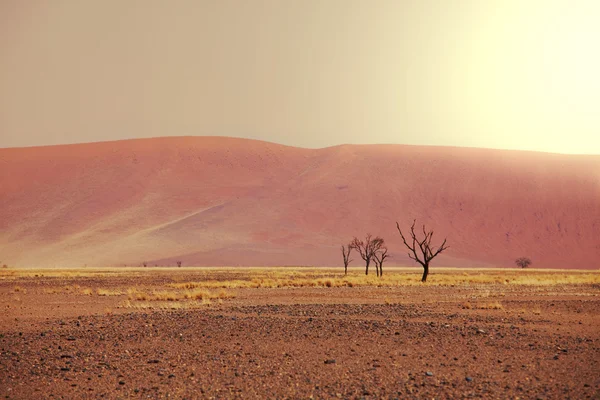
120;299;210;310
0;267;600;289
167;269;600;290
151;291;180;301
2;267;598;296
97;288;125;296
126;288;149;301
124;287;235;303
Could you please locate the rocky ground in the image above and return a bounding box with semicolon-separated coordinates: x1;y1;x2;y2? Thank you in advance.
0;270;598;399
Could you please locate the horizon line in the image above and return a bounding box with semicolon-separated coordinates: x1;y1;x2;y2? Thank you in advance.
1;135;599;156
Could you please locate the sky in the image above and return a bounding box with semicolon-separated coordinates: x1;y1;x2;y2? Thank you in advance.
1;0;599;154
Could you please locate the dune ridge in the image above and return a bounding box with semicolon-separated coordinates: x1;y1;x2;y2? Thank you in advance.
1;136;599;269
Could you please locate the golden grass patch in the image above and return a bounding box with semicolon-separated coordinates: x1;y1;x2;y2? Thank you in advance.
97;288;125;296
126;288;149;301
124;287;236;303
167;269;600;289
120;299;209;310
2;267;598;296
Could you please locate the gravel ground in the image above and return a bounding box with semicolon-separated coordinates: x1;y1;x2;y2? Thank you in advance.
1;276;599;399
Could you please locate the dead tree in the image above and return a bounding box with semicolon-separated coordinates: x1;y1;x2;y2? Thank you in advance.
177;261;182;268
515;257;532;268
341;244;353;275
373;246;390;277
351;234;385;275
396;220;448;282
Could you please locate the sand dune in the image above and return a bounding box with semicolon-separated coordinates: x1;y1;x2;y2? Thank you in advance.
1;136;599;268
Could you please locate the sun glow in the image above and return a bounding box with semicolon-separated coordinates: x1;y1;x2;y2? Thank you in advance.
455;1;600;154
1;1;599;153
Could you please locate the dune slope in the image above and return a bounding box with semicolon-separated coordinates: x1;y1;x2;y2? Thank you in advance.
1;137;599;268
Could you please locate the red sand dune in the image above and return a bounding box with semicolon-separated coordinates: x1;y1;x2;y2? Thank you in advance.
1;136;599;269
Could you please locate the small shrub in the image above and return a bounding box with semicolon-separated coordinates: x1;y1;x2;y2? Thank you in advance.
184;289;211;300
127;288;148;301
515;257;532;268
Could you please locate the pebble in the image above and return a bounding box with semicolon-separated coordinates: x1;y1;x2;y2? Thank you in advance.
425;371;433;376
466;377;473;382
324;359;336;364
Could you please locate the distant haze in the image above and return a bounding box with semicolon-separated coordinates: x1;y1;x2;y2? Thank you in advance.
1;0;599;154
1;137;599;268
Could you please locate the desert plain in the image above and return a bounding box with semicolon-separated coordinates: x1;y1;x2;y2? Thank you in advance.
1;137;599;399
1;267;598;399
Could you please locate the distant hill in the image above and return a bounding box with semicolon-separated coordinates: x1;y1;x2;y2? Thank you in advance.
1;136;599;269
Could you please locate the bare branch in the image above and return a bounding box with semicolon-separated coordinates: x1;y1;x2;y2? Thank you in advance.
431;238;449;259
341;244;354;275
351;234;383;275
373;246;389;265
396;222;415;252
396;220;449;282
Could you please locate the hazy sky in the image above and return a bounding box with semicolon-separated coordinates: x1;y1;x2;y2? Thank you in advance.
1;0;599;154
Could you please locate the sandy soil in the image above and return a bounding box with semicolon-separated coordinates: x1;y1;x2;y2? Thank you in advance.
2;136;599;269
1;269;599;399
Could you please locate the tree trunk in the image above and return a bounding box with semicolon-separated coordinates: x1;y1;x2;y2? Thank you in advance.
421;264;429;282
365;260;370;275
380;264;383;277
344;264;348;276
375;263;379;277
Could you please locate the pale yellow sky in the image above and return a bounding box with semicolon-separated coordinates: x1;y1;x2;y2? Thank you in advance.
1;0;599;154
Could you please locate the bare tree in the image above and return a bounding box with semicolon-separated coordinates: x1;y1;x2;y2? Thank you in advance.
396;220;449;282
515;257;532;268
177;261;182;268
142;261;147;268
373;246;390;277
341;244;353;276
351;234;385;276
